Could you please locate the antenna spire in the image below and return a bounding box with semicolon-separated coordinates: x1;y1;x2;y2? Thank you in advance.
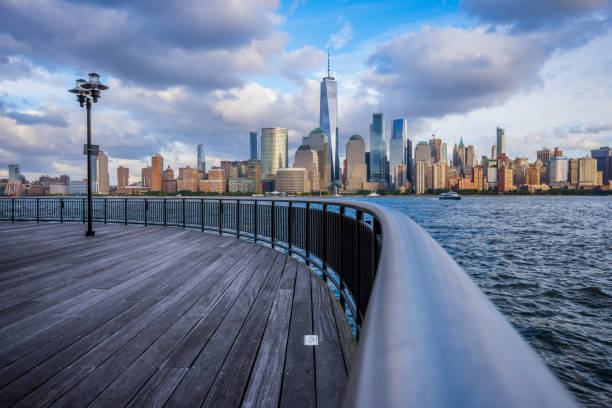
327;47;330;78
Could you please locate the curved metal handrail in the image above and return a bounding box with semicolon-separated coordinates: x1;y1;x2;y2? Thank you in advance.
0;197;578;407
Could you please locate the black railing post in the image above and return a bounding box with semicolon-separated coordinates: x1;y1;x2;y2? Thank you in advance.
60;198;63;223
124;198;128;225
163;198;167;226
11;198;15;222
253;200;258;242
218;199;223;235
104;198;107;224
322;203;328;281
144;199;148;226
305;202;310;265
36;198;39;223
339;206;346;309
201;199;204;232
82;198;86;224
287;201;293;250
236;199;240;238
182;198;186;228
271;201;275;248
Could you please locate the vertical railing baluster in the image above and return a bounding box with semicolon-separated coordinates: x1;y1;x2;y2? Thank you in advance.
36;198;39;223
124;198;128;225
218;199;223;235
60;198;63;223
11;198;15;222
253;200;258;242
182;198;186;228
271;201;275;248
144;199;148;226
163;198;167;226
236;199;240;238
82;198;86;224
288;201;293;251
339;206;346;309
322;203;328;281
201;199;204;232
305;202;310;265
104;198;107;224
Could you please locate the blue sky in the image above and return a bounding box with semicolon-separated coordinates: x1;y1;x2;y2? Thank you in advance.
1;0;611;184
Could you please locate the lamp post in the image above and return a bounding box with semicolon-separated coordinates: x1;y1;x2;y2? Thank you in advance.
69;73;108;237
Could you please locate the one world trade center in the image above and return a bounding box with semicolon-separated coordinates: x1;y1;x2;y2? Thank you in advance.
320;53;339;185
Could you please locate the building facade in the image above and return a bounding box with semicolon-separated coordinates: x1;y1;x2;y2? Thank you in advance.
578;157;598;185
369;113;385;182
260;127;288;178
276;168;310;193
117;166;129;190
197;144;206;172
249;131;258;160
389;119;406;187
151;155;163;191
346;135;368;191
496;127;505;159
96;151;109;194
415;161;425;194
320;75;338;183
8;164;20;181
293;145;320;192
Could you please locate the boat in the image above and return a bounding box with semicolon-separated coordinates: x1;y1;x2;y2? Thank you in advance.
439;191;461;200
367;191;380;197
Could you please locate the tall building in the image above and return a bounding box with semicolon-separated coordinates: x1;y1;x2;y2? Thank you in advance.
432;162;448;190
414;142;431;164
249;131;258;160
440;143;447;163
525;166;540;185
162;166;177;193
197;144;206;172
466;145;475;169
473;166;484;191
346;135;367;191
320;60;338;183
302;128;331;190
429;137;441;163
151;154;163;191
260;127;288;178
554;147;563;158
276;168;310;193
591;146;612;182
496;127;505;159
405;139;413;181
293;145;320;192
568;159;579;185
549;157;568;184
200;167;226;193
389;119;406;187
537;148;552;164
96;151;109;194
498;166;514;192
578;157;598;185
513;158;529;186
415;161;425;194
8;164;20;181
491;145;497;160
141;166;151;187
117;166;129;189
369;113;385;182
394;164;407;189
177;166;200;192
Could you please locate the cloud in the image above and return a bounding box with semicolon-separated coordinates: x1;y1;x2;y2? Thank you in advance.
4;110;68;127
328;18;354;50
461;0;610;31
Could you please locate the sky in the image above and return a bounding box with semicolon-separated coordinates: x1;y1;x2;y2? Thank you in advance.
1;0;611;184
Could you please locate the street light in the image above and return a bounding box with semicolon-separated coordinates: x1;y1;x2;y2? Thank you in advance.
69;73;109;237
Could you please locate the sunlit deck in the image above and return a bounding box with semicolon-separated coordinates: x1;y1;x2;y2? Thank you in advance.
0;222;354;407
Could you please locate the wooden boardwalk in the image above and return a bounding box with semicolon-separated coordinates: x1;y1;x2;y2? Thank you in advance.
0;223;355;407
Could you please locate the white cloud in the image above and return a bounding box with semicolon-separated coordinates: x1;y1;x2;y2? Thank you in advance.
328;18;354;50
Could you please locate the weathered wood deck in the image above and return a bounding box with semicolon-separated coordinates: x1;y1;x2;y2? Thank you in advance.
0;222;355;407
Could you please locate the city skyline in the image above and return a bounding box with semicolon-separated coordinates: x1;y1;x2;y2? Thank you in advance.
1;1;611;184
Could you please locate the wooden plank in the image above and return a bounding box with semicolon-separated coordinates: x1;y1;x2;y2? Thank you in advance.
242;258;298;407
328;284;357;373
125;368;188;408
279;260;316;408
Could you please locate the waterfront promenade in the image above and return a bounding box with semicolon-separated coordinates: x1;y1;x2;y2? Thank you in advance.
0;222;354;407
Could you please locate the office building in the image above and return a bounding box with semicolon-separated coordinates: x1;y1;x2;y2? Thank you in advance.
141;166;151;188
302;128;331;190
487;167;498;186
162;166;177;193
415;161;425;194
394;164;407;190
498;166;514;192
261;127;288;178
8;164;20;181
568;159;579;185
473;166;484;191
197;144;206;172
578;157;598;185
117;166;129;189
432;162;448;190
513;158;529;186
429;137;441;163
405;139;413;181
177;166;199;192
151;154;163;191
496;127;505;159
491;145;497;160
276;168;310;193
466;145;475;169
537;148;552;164
591;146;612;182
320;66;339;183
440;143;447;164
549;157;568;184
69;180;87;195
49;184;68;195
294;145;320;192
250;131;258;160
389;119;406;187
96;151;109;194
200;167;226;193
554;147;563;158
369;113;385;181
525;166;540;185
415;142;431;164
346;135;368;191
229;178;257;193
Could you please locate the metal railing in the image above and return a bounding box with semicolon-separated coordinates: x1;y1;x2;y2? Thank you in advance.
0;197;577;407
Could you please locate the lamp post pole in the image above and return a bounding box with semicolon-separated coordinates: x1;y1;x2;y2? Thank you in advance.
85;98;94;236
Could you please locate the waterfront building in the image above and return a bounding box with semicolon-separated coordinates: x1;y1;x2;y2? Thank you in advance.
276;168;310;193
302;128;331;190
549;157;569;184
537;148;552;164
200;167;226;193
162;166;176;193
49;184;68;195
246;159;263;182
261;127;288;178
405;139;413;181
568;159;579;185
365;152;371;181
197;144;206;172
141;166;151;188
590;146;612;182
220;161;232;181
229;178;257;193
294;145;320;192
369;113;386;182
69;180;87;194
151;154;163;192
177;166;199;192
513;158;529;186
466;145;475;169
496;127;505;159
394;164;407;190
525;166;540;185
473;166;485;191
415;161;425;194
554;147;563;158
424;163;434;190
320;65;339;183
8;164;20;181
415;141;431;164
440;143;447;164
346;135;368;191
578;157;598;186
498;166;514;192
487;167;497;185
429;137;441;163
432;162;448;190
96;151;109;195
250;131;258;160
389;119;407;187
117;166;129;190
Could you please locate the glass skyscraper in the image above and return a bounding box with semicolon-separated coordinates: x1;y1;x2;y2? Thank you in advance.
8;164;20;181
389;119;406;186
496;127;505;159
260;127;288;177
369;113;385;181
197;144;206;172
320;75;338;183
249;131;258;160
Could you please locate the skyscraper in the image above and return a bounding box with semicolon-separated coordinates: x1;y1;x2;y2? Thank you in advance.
151;154;163;191
320;55;338;183
389;119;406;187
197;144;206;172
496;127;505;159
8;164;20;181
294;145;320;192
117;166;129;189
141;166;151;187
369;113;385;181
429;137;441;162
591;146;612;182
346;135;367;191
405;139;413;181
440;143;447;163
97;151;109;195
260;127;288;177
414;141;431;164
249;131;258;160
303;128;331;190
